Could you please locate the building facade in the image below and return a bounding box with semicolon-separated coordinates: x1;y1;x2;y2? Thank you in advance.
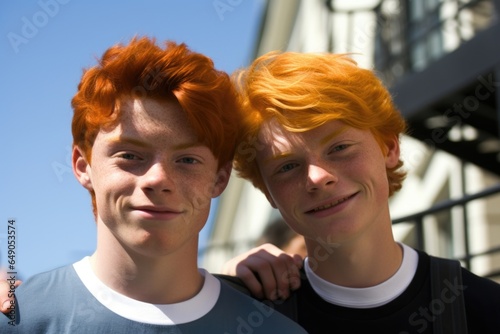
202;0;500;281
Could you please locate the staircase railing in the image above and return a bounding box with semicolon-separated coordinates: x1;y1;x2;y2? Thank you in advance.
392;183;500;278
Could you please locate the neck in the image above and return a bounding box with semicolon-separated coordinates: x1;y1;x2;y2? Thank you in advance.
91;223;203;304
306;227;402;288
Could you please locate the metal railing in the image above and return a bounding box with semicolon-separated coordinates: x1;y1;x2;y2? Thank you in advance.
371;0;497;85
392;183;500;278
200;184;500;279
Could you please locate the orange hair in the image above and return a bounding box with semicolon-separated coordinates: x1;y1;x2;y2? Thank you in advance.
71;36;241;217
233;51;407;197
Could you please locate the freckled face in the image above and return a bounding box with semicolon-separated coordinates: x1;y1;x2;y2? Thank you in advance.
256;119;399;245
73;97;230;257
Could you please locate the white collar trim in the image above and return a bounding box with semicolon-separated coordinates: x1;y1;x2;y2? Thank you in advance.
305;243;418;308
73;257;220;325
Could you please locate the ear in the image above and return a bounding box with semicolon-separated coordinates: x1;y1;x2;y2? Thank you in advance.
72;146;93;191
211;162;232;198
384;135;401;169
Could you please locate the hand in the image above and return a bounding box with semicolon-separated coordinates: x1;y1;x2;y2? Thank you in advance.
221;243;304;300
0;275;21;314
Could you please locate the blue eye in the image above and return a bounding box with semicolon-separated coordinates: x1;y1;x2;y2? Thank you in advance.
278;163;298;173
120;153;138;160
178;157;199;164
331;144;349;152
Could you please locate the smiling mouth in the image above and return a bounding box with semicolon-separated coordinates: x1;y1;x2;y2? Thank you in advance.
133;205;182;216
308;194;357;213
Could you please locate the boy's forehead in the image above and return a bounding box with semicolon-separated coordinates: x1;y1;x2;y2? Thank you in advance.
95;96;199;145
120;97;190;128
258;118;348;147
257;120;306;160
258;120;291;148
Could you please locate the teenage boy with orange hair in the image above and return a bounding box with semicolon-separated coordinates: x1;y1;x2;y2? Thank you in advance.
223;51;500;333
0;38;306;333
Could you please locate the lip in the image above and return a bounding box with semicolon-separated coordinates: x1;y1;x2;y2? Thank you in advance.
132;205;183;220
304;192;358;217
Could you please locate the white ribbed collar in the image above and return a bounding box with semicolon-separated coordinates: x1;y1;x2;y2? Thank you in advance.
305;243;418;308
73;257;220;325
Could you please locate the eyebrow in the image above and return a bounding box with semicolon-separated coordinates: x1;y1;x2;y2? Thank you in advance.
107;136;149;148
262;127;347;164
319;127;346;145
107;136;202;150
262;152;293;164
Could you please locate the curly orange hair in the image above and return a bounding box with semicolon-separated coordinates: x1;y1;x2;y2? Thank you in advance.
71;36;241;217
233;51;407;198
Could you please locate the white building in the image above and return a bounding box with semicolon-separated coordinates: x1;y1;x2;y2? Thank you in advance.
202;0;500;281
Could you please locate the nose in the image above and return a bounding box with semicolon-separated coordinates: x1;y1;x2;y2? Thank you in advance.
305;164;337;192
141;162;174;193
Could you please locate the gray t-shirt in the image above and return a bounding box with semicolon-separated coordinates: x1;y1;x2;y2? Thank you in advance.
1;258;306;333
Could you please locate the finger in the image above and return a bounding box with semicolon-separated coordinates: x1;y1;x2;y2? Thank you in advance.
221;244;296;300
292;254;304;269
250;250;289;300
242;248;296;300
274;253;302;298
288;254;303;290
234;265;267;299
223;248;280;299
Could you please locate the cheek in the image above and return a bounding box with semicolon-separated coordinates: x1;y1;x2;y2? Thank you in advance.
269;185;300;223
356;158;391;198
266;179;294;205
182;175;218;208
348;151;386;178
92;172;134;205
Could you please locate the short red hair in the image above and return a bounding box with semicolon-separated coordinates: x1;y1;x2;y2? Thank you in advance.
233;51;407;198
71;36;241;217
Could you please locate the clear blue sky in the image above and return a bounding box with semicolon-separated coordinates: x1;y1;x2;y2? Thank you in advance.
0;0;265;280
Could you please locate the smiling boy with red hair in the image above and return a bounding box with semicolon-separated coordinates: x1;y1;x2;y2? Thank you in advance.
224;51;500;333
0;37;306;333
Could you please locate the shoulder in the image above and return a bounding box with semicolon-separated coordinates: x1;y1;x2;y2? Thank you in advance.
17;265;77;295
419;252;500;297
423;253;500;294
212;274;306;333
214;274;252;295
0;264;88;330
461;266;500;331
17;265;79;294
420;252;500;330
460;266;500;303
214;273;300;318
